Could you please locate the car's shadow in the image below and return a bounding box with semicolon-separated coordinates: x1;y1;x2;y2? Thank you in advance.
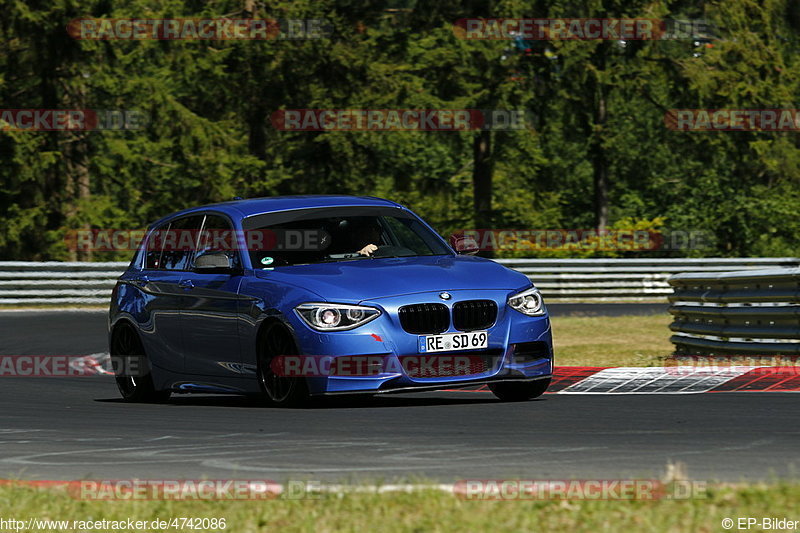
95;393;547;409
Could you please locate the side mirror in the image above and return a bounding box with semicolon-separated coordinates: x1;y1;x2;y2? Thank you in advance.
194;250;235;273
450;234;480;255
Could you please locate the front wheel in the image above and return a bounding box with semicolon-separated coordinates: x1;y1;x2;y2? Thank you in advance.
257;323;310;408
489;378;551;402
112;324;171;403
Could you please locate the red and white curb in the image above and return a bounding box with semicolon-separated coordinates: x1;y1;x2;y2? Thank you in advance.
458;366;800;394
69;352;114;375
550;366;786;394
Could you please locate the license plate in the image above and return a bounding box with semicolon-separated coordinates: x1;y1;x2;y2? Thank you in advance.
418;331;488;353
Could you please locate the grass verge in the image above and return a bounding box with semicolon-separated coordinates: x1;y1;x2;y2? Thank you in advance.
551;314;674;367
0;482;797;532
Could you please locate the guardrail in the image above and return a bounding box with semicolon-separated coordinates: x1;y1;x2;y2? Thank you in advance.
668;268;800;355
0;258;798;306
0;261;126;305
497;257;800;301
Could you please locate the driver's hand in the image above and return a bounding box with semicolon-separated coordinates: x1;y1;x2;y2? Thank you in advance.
357;244;378;256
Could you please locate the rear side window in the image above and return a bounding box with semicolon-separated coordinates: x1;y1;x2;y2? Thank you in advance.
160;215;204;271
143;222;168;270
194;214;241;269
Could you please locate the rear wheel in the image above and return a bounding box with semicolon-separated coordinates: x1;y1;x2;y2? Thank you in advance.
257;323;310;407
112;324;171;403
489;378;551;402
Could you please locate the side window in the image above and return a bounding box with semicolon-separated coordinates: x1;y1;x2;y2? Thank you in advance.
160;215;204;271
143;222;169;270
194;214;241;269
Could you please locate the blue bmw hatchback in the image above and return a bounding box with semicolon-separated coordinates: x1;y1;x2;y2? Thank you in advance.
109;196;553;406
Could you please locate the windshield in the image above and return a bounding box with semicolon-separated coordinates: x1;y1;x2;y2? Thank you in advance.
244;207;452;268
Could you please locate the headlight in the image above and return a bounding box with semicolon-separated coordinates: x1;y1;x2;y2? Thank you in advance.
507;286;545;316
295;303;381;331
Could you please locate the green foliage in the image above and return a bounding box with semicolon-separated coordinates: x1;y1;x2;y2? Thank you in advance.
1;0;799;260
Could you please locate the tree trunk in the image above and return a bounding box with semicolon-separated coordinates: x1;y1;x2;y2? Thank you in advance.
248;104;267;161
63;135;92;261
472;130;493;229
590;48;609;231
62;76;92;261
592;90;609;231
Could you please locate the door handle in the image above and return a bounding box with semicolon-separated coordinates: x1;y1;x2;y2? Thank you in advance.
179;279;194;290
128;276;149;287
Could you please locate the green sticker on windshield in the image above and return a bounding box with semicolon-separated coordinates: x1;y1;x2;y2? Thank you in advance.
261;256;274;265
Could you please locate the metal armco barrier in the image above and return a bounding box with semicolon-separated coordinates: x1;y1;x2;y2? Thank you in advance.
668;268;800;355
498;257;799;301
0;261;126;305
0;258;798;306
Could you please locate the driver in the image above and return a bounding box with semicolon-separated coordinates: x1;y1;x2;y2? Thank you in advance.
352;221;383;256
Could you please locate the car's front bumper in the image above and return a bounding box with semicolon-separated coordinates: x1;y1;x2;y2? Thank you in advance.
286;289;554;396
320;374;552;396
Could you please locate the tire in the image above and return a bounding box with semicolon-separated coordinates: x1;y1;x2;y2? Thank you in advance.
111;324;171;403
489;378;551;402
257;323;310;408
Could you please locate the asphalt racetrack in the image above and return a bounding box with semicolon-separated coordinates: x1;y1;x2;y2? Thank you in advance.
0;306;797;483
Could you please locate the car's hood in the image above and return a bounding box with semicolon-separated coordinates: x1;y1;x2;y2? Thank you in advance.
253;255;531;302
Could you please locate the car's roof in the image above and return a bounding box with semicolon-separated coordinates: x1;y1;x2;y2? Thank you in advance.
150;195;406;226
